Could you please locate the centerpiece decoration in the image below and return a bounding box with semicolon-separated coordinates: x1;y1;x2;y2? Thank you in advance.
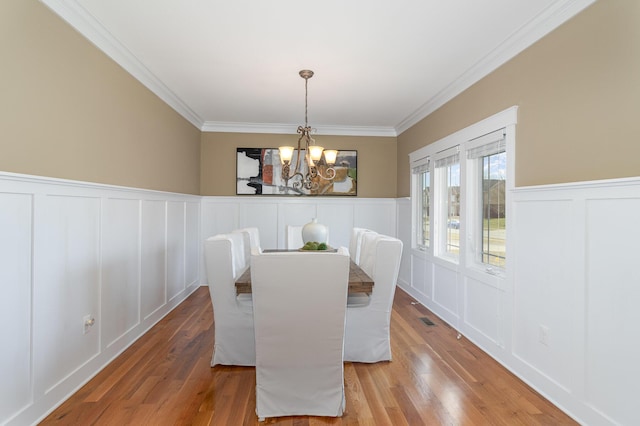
300;241;328;251
300;218;334;251
302;218;327;244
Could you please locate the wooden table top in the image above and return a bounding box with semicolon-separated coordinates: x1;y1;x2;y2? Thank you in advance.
235;251;374;295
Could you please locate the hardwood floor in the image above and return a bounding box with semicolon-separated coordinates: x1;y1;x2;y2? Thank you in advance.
41;287;577;425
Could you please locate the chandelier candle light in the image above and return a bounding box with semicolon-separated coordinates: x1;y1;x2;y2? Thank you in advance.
278;70;338;191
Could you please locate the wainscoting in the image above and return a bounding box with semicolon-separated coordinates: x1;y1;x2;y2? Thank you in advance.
3;171;638;425
1;178;398;425
397;177;640;426
0;172;201;426
201;196;397;250
200;195;398;285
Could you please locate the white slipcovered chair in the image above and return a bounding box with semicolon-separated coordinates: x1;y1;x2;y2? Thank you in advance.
349;227;375;264
232;227;261;268
344;235;403;363
357;231;382;277
285;225;304;249
250;248;350;420
203;233;255;366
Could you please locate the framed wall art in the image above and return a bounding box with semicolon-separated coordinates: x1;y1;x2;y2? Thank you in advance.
236;148;357;196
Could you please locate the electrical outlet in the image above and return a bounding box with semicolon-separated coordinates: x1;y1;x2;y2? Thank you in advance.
539;325;549;346
83;315;95;334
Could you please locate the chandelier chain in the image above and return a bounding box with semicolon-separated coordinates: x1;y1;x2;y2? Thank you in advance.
304;77;309;128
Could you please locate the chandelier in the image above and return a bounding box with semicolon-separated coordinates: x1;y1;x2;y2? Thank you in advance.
278;70;337;191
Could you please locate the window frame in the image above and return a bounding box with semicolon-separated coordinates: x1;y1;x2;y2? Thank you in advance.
433;146;460;263
408;106;517;277
465;129;507;274
411;156;431;251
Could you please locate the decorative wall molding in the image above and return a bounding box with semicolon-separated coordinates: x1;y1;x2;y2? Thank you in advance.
4;166;636;426
0;170;198;199
202;121;398;137
201;195;398;250
514;175;640;193
0;172;201;425
397;176;640;426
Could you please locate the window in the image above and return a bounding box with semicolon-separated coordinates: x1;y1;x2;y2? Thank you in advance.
412;158;430;249
467;130;506;268
434;147;460;260
408;106;516;275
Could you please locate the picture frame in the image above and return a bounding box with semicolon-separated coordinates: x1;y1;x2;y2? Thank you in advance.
236;148;357;196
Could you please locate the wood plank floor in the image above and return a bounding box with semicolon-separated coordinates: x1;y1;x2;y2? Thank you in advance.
41;287;577;425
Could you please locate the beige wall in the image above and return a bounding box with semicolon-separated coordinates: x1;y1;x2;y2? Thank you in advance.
201;132;397;197
9;1;633;199
397;0;640;197
0;0;201;194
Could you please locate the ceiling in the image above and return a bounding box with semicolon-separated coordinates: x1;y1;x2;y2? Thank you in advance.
42;0;594;136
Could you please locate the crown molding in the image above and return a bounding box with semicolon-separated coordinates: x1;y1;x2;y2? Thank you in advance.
395;0;597;135
39;0;397;137
201;121;398;137
39;0;204;129
200;122;296;134
40;0;594;137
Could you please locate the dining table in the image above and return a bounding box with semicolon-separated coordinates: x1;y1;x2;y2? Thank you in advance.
235;249;374;295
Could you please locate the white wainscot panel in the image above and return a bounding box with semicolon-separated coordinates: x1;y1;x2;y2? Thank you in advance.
432;263;459;324
512;199;577;392
354;201;396;237
240;202;279;249
33;195;101;394
201;200;239;240
396;199;412;287
279;202;316;226
167;201;185;300
317;203;354;249
278;202;317;247
0;193;33;421
101;198;141;349
185;202;200;287
585;198;640;426
463;276;500;345
410;254;429;297
141;200;166;319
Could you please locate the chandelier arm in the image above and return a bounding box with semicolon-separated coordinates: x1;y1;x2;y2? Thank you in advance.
313;166;336;181
294;130;305;176
282;129;305;182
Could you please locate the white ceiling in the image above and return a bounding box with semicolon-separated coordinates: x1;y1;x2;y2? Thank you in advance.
42;0;594;136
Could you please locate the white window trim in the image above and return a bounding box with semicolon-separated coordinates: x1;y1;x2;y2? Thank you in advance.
408;107;518;164
410;155;430;251
409;106;517;276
